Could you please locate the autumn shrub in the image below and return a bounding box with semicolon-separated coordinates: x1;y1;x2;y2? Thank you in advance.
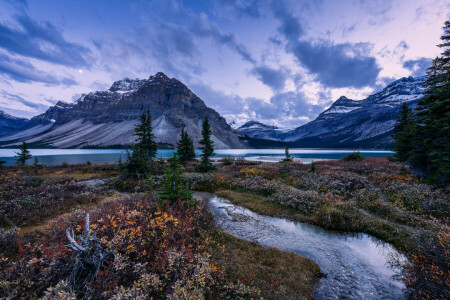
404;229;450;299
231;176;280;196
0;192;258;299
185;172;221;191
0;174;111;227
383;180;449;220
268;188;320;214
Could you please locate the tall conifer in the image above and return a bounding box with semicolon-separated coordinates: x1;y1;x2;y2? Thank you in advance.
393;103;414;162
410;18;450;183
196;117;215;172
15;142;32;166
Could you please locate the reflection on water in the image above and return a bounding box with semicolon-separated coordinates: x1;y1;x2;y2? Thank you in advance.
196;192;407;300
0;148;393;166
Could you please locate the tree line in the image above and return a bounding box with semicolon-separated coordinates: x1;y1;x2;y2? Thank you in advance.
393;18;449;185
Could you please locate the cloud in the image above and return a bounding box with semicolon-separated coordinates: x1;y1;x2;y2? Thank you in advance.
0;53;77;86
0;14;91;67
216;0;262;19
271;0;303;40
270;0;380;88
190;82;246;115
289;41;381;88
0;90;51;117
403;57;432;77
250;65;288;91
359;0;393;26
190;13;256;64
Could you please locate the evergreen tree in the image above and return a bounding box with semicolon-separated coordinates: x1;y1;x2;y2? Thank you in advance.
134;109;157;159
127;109;158;176
160;153;192;203
393;103;415;162
177;128;196;162
282;146;293;162
196;117;215;172
410;18;450;183
15;142;32;166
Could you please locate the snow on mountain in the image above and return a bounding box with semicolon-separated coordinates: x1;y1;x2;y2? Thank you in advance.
0;110;29;137
239;76;426;149
238;121;287;141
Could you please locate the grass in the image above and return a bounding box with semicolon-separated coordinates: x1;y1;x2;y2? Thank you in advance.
210;230;322;300
216;189;416;252
216;189;315;223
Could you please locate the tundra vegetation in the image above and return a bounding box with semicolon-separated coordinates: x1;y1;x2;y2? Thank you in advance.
0;155;448;299
185;157;449;299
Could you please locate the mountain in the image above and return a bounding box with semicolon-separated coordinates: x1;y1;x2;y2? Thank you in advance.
240;76;426;149
0;72;245;149
238;121;287;141
0;110;29;137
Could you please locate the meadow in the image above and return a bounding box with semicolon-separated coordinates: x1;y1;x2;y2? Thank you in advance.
0;157;448;299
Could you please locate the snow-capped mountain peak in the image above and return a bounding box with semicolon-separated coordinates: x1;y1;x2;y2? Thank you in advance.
109;77;147;93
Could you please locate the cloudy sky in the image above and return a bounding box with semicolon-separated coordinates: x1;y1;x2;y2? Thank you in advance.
0;0;448;127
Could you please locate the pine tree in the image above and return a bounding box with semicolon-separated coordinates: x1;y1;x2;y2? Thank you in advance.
127;109;158;176
15;142;32;166
160;153;192;203
186;133;196;161
410;18;450;183
177;128;196;162
196;117;215;172
134;109;157;160
393;103;415;162
282;145;293;162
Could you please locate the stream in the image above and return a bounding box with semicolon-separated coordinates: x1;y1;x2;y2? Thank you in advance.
194;192;408;300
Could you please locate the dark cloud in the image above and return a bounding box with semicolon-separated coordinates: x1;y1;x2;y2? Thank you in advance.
0;14;91;67
270;0;380;88
190;15;256;64
271;0;303;40
0;53;77;86
289;41;381;88
403;57;432;77
250;66;288;91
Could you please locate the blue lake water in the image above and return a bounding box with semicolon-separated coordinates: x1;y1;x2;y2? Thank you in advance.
0;148;394;166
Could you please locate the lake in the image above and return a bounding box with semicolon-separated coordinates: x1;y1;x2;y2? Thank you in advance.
0;148;394;166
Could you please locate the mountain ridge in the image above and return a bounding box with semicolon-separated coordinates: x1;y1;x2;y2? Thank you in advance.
0;72;245;149
240;76;425;149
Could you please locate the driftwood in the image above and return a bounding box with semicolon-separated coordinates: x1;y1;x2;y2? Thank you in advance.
64;213;116;293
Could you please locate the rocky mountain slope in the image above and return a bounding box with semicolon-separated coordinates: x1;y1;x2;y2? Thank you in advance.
0;72;245;148
0;110;29;137
241;76;425;149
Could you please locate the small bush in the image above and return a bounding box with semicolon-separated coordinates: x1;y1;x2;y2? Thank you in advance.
343;151;365;162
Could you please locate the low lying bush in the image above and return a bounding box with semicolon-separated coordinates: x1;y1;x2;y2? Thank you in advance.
343;151;365;162
268;188;320;215
0;175;110;227
0;194;258;299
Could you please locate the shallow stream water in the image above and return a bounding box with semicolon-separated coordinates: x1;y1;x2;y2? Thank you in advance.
195;192;407;300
